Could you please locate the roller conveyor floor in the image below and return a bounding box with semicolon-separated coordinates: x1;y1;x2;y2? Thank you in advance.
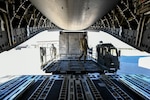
43;60;104;74
0;74;149;100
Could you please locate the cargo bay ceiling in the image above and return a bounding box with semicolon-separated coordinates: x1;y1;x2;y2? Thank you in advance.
0;0;150;53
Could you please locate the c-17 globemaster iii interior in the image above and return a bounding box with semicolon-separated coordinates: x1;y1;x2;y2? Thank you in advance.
0;0;150;100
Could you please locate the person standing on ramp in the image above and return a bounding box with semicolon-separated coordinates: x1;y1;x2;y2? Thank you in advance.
79;34;89;63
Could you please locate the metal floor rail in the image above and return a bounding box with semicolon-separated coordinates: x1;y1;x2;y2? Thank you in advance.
119;74;150;100
0;74;149;100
